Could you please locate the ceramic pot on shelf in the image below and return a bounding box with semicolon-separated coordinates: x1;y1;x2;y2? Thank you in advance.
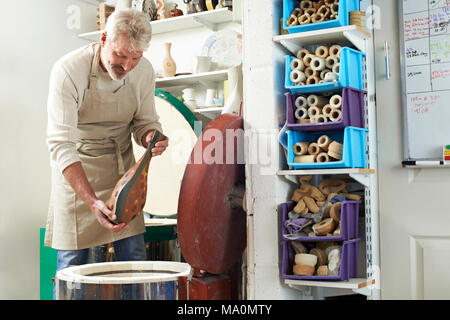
162;42;177;77
156;0;166;19
168;3;184;17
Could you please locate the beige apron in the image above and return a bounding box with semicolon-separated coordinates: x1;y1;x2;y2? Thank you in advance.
45;44;146;250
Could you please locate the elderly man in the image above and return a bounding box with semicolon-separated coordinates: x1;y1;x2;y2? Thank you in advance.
45;9;168;279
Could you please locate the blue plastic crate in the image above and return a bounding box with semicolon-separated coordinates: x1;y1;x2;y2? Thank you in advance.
286;126;367;169
283;0;360;33
285;47;365;94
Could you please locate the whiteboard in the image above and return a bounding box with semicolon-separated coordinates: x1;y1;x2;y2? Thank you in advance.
399;0;450;160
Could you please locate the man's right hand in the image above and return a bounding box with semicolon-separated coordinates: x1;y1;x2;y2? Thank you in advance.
90;199;128;232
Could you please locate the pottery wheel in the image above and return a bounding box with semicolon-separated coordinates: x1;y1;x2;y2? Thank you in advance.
177;113;246;275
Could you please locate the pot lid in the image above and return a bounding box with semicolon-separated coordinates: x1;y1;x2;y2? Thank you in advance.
177;113;246;274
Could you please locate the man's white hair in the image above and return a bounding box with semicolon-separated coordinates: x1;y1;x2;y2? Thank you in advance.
105;9;152;52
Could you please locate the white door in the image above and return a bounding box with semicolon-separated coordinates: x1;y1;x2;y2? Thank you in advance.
373;0;450;299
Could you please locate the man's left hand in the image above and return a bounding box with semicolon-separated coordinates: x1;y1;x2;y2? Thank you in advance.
142;130;169;157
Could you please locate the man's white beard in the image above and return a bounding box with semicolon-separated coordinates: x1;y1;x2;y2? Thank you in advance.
105;63;126;81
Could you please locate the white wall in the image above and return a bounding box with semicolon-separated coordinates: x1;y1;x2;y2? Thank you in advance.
0;0;97;299
0;0;240;299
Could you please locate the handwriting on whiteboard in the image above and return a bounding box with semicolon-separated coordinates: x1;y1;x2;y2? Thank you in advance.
404;15;430;40
432;68;450;79
409;93;441;114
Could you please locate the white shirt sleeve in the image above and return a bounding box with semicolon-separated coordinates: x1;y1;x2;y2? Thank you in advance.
46;62;81;172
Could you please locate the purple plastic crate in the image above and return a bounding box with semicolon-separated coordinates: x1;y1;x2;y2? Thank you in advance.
281;201;359;242
285;87;366;132
281;239;359;281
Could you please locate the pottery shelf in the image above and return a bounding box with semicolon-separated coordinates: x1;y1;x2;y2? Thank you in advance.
193;106;223;113
77;8;235;41
155;69;229;89
273;25;371;55
285;278;376;294
277;168;374;176
277;168;374;188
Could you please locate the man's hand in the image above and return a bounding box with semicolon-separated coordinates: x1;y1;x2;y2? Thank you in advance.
142;130;169;157
62;162;128;233
90;199;129;232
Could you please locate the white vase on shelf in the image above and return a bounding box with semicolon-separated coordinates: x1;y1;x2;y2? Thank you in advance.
162;42;177;77
222;63;243;115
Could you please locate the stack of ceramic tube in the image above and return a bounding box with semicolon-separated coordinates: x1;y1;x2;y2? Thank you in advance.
349;10;366;28
294;93;343;124
286;0;340;27
289;44;341;87
293;134;343;163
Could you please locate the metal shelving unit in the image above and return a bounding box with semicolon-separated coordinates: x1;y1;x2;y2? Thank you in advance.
273;25;380;299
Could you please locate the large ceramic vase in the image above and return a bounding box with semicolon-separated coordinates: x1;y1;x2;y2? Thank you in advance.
162;42;177;77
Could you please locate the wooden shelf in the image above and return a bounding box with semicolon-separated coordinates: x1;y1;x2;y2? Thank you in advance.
285;278;375;290
155;69;228;88
78;8;234;41
273;25;371;55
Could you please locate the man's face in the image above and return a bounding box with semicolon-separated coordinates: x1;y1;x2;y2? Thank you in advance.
100;33;143;81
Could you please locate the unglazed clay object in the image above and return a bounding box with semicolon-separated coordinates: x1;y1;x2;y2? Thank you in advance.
291;241;308;254
293;264;315;276
293;199;306;214
108;131;161;224
303;196;319;213
316;265;328;276
328;248;341;276
310;248;327;266
330;202;342;223
318;178;346;195
295;253;317;267
313;218;336;235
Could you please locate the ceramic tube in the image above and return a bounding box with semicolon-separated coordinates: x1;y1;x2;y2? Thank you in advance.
307;94;328;107
332;63;340;75
290;69;306;83
318;135;331;151
297;49;311;60
293;142;309;155
306;75;320;85
310;57;326;71
291;58;305;71
329;109;342;122
308;106;322;118
299;14;311;24
315;46;329;59
295;96;308;109
325;56;339;69
329;44;342;57
295;107;308;120
311;13;325;23
330;94;342;108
